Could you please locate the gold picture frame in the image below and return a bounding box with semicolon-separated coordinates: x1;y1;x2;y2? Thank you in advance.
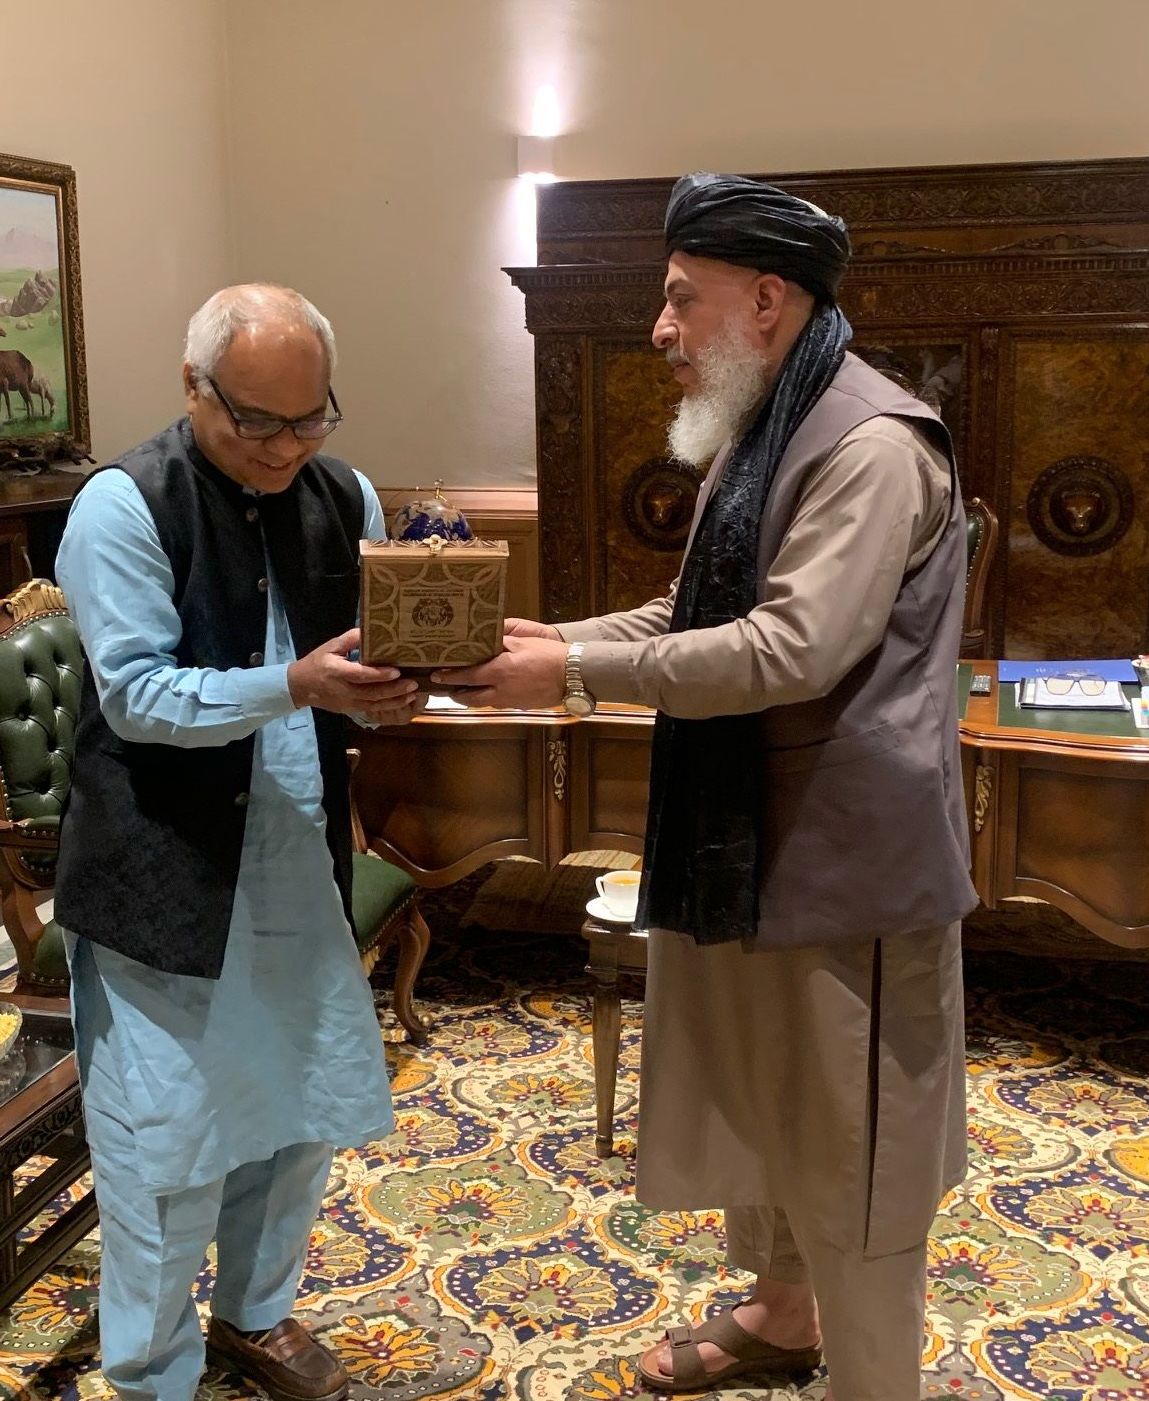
0;151;89;467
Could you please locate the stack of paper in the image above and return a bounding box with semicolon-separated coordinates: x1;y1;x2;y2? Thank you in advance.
1018;678;1129;710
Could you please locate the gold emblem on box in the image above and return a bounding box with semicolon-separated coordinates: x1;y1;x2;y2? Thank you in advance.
360;535;509;670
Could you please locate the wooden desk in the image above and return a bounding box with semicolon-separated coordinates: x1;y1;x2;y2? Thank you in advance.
356;669;1149;949
354;705;652;888
960;661;1149;949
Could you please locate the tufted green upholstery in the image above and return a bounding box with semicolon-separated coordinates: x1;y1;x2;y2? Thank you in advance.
346;746;431;1043
350;851;417;956
961;497;998;657
966;511;984;576
0;589;81;996
0;611;81;839
347;848;431;1044
30;918;69;984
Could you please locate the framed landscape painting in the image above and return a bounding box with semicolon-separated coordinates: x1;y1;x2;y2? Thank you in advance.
0;152;89;465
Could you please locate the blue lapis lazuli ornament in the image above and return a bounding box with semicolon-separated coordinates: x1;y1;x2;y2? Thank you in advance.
391;480;474;542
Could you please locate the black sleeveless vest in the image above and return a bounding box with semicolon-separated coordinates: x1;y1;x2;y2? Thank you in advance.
55;419;364;977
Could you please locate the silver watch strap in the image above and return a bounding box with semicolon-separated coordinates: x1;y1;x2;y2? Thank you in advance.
566;641;587;693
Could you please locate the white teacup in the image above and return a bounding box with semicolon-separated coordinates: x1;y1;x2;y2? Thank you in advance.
596;870;640;920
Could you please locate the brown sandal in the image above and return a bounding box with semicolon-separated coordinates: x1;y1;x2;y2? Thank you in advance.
638;1310;822;1393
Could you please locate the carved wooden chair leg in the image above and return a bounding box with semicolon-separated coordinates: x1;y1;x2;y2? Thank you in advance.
392;908;432;1045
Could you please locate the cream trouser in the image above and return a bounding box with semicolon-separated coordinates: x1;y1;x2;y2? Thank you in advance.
725;1204;928;1401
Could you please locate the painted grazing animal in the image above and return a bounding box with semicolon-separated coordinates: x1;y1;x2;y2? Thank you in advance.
0;350;34;419
29;372;55;418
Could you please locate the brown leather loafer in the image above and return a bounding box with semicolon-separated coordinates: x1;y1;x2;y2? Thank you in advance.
206;1316;349;1401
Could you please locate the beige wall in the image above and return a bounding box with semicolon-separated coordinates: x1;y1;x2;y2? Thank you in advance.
225;0;1148;491
558;1;1149;177
0;0;231;463
225;2;540;493
7;0;1145;481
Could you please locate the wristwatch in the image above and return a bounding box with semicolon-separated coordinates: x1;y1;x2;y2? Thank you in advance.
562;641;597;717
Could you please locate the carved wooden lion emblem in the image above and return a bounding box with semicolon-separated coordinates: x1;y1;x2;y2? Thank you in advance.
1027;456;1133;556
622;458;703;552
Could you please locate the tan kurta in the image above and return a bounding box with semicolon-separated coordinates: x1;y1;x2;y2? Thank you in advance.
635;921;966;1256
558;415;966;1250
561;415;953;714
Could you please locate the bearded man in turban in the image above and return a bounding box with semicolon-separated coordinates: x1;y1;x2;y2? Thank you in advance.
436;174;976;1399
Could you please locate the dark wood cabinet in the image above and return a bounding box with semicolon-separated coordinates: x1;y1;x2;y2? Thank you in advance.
0;472;83;595
506;158;1149;659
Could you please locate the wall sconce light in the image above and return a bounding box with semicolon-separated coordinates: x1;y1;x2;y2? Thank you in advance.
517;134;557;184
517;83;560;183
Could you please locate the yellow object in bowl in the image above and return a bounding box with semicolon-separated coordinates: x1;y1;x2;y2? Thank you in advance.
0;1003;23;1060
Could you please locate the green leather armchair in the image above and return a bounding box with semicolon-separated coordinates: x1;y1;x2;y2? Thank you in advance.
0;580;78;999
0;580;431;1041
962;497;998;657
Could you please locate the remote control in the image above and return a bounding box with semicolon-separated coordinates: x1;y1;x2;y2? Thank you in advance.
969;673;993;695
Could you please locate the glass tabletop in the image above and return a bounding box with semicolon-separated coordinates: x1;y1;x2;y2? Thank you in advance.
0;1011;75;1110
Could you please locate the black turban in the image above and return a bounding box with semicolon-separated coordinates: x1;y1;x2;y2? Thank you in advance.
664;172;851;303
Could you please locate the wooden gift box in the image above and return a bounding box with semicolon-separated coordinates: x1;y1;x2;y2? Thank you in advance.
359;536;509;670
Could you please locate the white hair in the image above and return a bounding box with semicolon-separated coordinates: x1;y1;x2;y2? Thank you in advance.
667;316;770;467
183;284;337;381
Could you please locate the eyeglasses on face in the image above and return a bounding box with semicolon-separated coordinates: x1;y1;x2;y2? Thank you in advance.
205;378;343;440
1045;674;1106;697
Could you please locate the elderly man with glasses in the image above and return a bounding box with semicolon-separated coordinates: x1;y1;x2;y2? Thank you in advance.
53;284;417;1401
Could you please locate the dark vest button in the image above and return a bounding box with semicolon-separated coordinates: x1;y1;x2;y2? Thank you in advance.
257;577;269;593
249;651;264;666
234;791;250;808
245;506;259;523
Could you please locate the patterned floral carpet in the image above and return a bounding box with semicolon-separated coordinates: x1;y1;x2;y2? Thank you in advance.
1;870;1148;1400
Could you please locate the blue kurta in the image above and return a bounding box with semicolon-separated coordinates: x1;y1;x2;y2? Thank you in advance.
57;467;393;1195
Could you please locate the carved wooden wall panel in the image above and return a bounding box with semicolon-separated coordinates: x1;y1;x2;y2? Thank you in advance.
1001;331;1149;658
507;158;1149;654
534;337;588;620
532;162;1149;267
597;343;685;613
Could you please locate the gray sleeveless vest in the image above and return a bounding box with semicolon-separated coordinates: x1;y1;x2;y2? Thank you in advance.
56;420;364;977
696;352;978;948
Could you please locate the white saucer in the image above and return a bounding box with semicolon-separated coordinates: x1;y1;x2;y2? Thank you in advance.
586;895;638;926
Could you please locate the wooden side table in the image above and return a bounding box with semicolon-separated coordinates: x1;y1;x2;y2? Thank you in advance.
0;1010;96;1307
580;914;648;1157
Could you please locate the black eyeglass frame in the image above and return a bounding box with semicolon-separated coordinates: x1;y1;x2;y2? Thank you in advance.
205;377;343;440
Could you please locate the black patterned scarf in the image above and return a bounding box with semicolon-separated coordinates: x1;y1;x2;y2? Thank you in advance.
636;174;853;944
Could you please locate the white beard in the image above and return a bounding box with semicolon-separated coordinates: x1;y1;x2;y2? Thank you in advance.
667;321;771;468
